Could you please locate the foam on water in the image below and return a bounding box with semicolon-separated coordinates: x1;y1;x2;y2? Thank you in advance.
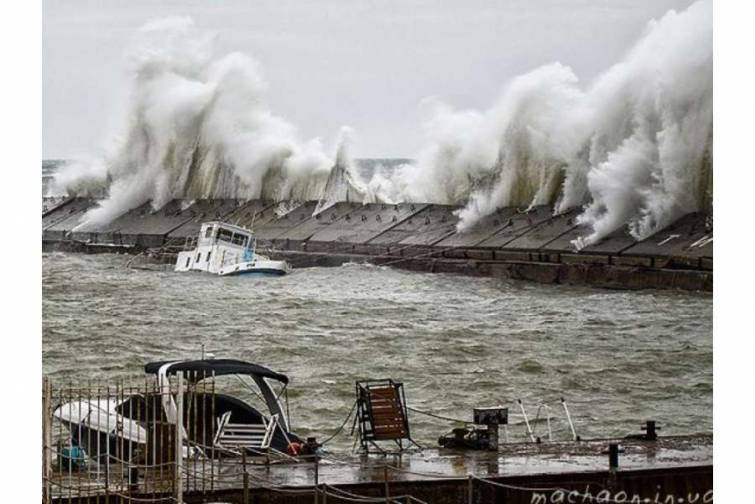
43;253;712;449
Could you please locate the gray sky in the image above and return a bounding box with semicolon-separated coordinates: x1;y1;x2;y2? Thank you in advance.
43;0;695;159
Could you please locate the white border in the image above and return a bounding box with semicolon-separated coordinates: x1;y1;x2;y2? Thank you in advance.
714;1;755;501
0;0;42;500
2;0;749;500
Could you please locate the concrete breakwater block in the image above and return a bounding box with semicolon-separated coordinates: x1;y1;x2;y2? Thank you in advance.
368;204;460;247
435;207;520;249
623;213;712;263
274;201;360;243
548;223;637;256
42;196;72;216
43;198;99;242
503;208;581;252
476;205;553;248
166;199;246;241
251;200;320;242
71;200;195;247
306;202;428;253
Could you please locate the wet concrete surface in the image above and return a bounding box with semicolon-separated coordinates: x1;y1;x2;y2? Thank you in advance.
238;434;712;486
504;209;580;252
476;206;554;249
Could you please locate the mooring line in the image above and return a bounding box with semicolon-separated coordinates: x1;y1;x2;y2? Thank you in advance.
406;406;470;424
320;399;358;445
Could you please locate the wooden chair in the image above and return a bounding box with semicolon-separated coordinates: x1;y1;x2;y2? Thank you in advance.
354;380;421;453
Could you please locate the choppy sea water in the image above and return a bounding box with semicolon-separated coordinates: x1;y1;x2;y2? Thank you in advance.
43;252;712;449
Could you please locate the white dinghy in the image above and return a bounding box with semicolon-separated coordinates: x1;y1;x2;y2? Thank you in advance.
175;222;291;276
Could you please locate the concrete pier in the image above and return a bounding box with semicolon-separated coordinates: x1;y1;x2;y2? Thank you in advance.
42;197;713;291
49;434;712;504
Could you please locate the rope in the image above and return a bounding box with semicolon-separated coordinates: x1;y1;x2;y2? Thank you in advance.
471;475;562;493
384;464;462;480
48;481;176;503
244;472;315;494
104;491;177;503
323;484;406;503
471;475;625;504
243;462;430;504
407;406;470;424
321;399;358;445
325;484;430;504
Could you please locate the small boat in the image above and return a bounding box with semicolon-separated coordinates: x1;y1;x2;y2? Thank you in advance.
175;221;291;276
52;358;305;461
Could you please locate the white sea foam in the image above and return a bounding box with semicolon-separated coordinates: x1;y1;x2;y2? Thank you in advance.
56;17;363;230
391;0;712;245
57;2;712;246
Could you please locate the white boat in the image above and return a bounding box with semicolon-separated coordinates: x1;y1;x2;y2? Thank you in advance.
52;358;304;461
175;221;291;276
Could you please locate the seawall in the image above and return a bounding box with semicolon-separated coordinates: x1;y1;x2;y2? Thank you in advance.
42;197;713;291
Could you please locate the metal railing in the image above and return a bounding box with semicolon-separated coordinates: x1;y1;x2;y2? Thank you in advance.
42;375;297;504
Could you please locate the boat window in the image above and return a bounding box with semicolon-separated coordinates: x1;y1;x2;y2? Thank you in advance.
231;233;247;246
196;252;201;262
217;228;234;243
204;227;214;239
185;257;190;267
206;252;211;262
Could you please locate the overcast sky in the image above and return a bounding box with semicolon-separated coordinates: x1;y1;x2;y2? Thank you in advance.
43;0;695;159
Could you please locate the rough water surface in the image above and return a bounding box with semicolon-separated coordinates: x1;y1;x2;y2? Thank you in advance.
43;252;712;450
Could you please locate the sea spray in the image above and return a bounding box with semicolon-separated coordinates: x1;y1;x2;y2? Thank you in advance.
56;3;712;247
314;127;375;215
570;0;713;246
386;0;712;245
55;17;365;230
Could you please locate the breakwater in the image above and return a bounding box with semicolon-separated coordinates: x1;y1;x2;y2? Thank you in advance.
42;197;712;291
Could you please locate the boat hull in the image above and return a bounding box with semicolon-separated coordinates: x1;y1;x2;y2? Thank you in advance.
221;268;288;277
58;420;143;463
218;260;291;276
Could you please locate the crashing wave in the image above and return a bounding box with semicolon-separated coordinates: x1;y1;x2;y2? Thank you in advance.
55;2;712;247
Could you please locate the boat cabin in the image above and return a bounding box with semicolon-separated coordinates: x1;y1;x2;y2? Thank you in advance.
175;222;256;274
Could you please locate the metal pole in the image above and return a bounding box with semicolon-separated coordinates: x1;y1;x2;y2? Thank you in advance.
517;400;536;443
561;398;578;441
608;443;619;470
105;385;110;501
544;405;552;442
242;450;249;504
42;377;52;504
467;475;473;504
314;458;319;504
243;473;250;504
384;464;390;503
175;374;184;504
